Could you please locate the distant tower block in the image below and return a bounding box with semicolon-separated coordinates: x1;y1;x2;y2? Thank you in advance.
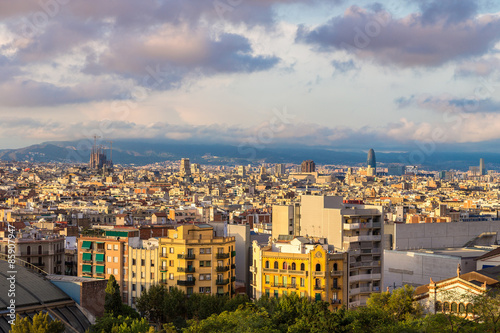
89;136;112;169
479;158;486;176
367;149;376;173
301;160;315;173
180;158;191;176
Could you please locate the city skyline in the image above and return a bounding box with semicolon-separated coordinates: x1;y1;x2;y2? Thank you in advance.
1;1;500;151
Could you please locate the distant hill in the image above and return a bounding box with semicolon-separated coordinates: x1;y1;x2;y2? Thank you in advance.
0;139;499;171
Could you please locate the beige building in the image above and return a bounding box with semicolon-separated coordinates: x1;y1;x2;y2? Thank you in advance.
1;231;65;275
158;224;236;297
272;195;384;308
127;238;159;307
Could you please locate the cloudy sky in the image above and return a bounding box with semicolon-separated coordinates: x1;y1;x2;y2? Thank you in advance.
1;0;500;150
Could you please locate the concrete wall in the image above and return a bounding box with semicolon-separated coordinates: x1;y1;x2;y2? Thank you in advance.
392;221;500;250
383;250;475;291
271;205;294;240
81;280;108;318
477;255;500;270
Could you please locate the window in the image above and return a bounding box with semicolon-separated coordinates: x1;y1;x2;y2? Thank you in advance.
265;261;269;269
451;302;457;313
274;261;279;269
132;284;136;291
444;302;450;312
205;248;211;254
315;293;321;301
200;275;204;280
265;289;270;297
206;287;211;293
300;292;305;297
114;244;118;250
199;287;205;293
300;278;304;287
291;277;296;286
169;273;174;280
114;257;119;263
107;256;112;262
38;245;42;254
141;259;145;266
333;263;338;271
169;260;174;266
141;285;145;292
132;259;136;266
274;275;279;286
132;272;136;278
283;262;287;270
205;274;211;280
187;287;193;296
435;301;442;312
282;290;287;296
291;263;296;271
466;303;473;315
332;292;338;300
114;268;118;274
300;263;305;271
315;263;321;272
265;275;270;284
107;268;112;274
151;260;154;267
107;244;112;250
141;271;145;278
274;290;279;298
170;247;174;253
206;261;211;267
200;248;204;254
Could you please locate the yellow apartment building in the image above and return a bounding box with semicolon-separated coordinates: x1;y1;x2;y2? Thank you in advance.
251;236;348;309
158;224;236;297
127;238;159;307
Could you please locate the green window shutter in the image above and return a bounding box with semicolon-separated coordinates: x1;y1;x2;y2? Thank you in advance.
82;253;92;261
95;253;105;262
81;241;92;249
82;265;92;273
95;265;105;274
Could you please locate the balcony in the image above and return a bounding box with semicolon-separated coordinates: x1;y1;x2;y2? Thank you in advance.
95;248;105;253
177;278;196;286
344;235;382;243
349;273;381;283
231;276;236;282
178;267;195;273
271;283;282;288
313;271;325;277
262;268;279;273
331;299;342;305
231;251;236;257
331;270;343;277
286;283;297;289
216;253;230;259
216;279;229;285
216;266;229;272
343;223;360;230
160;266;168;272
314;285;325;291
160;253;168;258
231;264;236;269
177;254;195;260
249;266;257;273
217;292;229;297
160;279;167;284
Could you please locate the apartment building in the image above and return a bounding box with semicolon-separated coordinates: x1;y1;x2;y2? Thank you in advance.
127;238;159;307
272;195;384;308
0;231;65;275
77;229;140;302
158;224;236;297
251;237;348;309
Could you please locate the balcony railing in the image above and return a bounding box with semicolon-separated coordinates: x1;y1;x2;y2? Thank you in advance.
231;276;236;282
160;266;168;272
177;254;195;260
177;267;196;273
331;270;343;276
313;271;325;277
349;273;381;283
314;285;325;291
216;292;229;297
231;251;236;257
231;264;236;269
216;253;230;259
216;266;229;272
177;278;196;286
216;279;229;285
331;299;342;305
160;253;168;258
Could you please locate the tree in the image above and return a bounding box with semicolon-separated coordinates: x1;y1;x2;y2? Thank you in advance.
367;285;422;321
10;312;65;333
105;275;123;315
136;284;167;325
183;306;280;333
469;286;500;332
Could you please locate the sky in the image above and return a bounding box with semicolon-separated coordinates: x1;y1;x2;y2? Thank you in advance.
1;0;500;151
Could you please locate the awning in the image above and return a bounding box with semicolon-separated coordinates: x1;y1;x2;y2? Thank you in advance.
95;253;105;262
81;241;91;249
82;265;92;273
82;253;92;261
95;265;105;274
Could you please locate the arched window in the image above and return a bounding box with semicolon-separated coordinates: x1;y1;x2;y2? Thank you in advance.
274;261;278;269
265;261;269;269
315;263;321;272
283;262;287;270
27;246;31;255
291;262;296;271
451;302;457;313
466;303;473;315
459;303;465;313
435;301;442;312
333;263;338;271
38;245;42;254
444;302;450;312
300;263;305;271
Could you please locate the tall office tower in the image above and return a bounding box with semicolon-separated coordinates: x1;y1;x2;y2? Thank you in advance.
272;195;384;308
237;165;246;177
480;158;486;176
275;163;286;177
367;149;376;173
301;160;315;172
180;158;191;176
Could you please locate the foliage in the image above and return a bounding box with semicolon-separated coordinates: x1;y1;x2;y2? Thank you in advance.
10;312;65;333
105;275;123;315
89;315;154;333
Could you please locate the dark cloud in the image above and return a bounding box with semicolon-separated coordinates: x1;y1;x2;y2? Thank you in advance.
395;94;500;113
296;4;500;68
417;0;478;25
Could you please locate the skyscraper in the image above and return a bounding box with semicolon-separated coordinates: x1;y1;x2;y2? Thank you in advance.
480;158;486;176
301;160;315;173
367;149;376;173
180;158;191;176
